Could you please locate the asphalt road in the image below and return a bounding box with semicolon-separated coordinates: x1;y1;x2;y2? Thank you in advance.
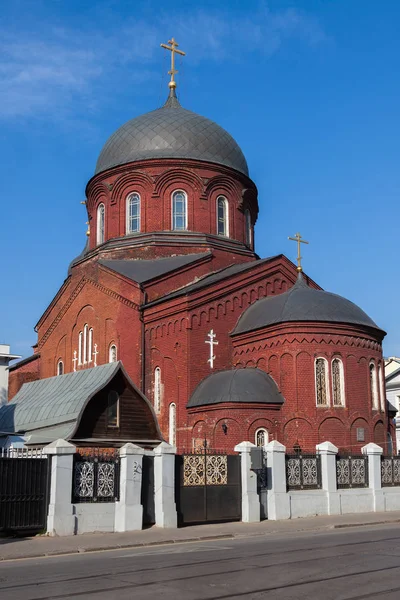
1;524;400;599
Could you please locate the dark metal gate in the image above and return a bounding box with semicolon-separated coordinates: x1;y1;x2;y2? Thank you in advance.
0;455;50;532
175;449;241;525
141;454;155;526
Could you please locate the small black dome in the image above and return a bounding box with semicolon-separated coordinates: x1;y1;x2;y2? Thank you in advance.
95;92;249;176
233;272;384;335
187;368;284;408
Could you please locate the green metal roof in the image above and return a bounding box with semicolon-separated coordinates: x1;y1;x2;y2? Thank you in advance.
0;362;142;442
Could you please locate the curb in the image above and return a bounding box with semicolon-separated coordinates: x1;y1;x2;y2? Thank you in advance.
0;533;235;562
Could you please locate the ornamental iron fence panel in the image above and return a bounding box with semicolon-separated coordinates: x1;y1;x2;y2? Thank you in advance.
285;454;322;491
72;451;120;503
336;455;368;489
381;456;400;487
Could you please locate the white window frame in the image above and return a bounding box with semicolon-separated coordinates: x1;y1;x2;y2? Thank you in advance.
126;192;141;234
97;203;105;245
255;428;268;447
169;402;176;446
172;190;187;231
315;357;330;406
244;209;252;247
217;195;229;237
370;361;379;410
57;360;64;376
109;344;117;363
378;364;385;411
154;367;161;413
331;357;345;407
78;331;83;365
88;328;93;363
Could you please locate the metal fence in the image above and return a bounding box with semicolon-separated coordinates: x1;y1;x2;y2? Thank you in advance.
72;451;120;503
381;456;400;487
285;454;322;490
0;447;44;458
336;455;368;489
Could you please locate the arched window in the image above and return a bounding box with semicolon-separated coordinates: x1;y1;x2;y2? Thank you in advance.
255;428;268;447
332;358;345;407
57;360;64;376
169;403;176;446
88;328;93;363
126;193;140;234
217;196;229;237
370;362;379;410
378;364;385;411
315;358;329;406
83;324;88;364
172;191;187;231
109;344;117;363
244;209;252;246
154;367;161;413
107;390;119;428
78;331;83;365
97;203;105;245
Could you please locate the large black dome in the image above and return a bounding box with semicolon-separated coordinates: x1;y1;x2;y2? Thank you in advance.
95;92;249;176
233;272;384;335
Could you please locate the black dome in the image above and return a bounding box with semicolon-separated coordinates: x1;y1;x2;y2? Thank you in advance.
233;273;384;335
95;92;248;176
187;368;284;408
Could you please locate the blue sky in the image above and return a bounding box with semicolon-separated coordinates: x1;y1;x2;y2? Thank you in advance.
1;0;399;359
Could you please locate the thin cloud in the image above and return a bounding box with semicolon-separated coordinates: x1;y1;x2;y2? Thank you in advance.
0;7;328;119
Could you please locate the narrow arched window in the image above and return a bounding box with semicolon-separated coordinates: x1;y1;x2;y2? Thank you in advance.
217;196;229;237
78;331;83;365
378;364;385;411
57;360;64;376
255;428;268;447
83;324;88;364
126;193;140;234
97;203;105;244
332;358;345;406
172;191;187;231
107;390;119;428
244;209;252;246
88;328;93;363
109;344;117;363
154;367;161;413
315;358;329;406
169;403;176;446
370;362;379;410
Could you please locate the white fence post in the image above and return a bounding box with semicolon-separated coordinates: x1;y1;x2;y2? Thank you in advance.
154;441;177;528
115;443;144;532
265;440;290;520
362;442;384;512
316;441;340;515
234;441;260;523
44;439;76;536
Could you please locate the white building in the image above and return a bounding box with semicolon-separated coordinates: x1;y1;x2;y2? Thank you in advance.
385;357;400;451
0;344;21;406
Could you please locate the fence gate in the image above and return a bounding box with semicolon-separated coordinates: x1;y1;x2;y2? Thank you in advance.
141;454;155;526
175;449;241;525
0;453;50;532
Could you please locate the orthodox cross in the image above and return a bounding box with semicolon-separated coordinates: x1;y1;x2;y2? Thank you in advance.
160;38;185;89
288;232;309;273
72;350;78;372
205;329;218;369
93;343;98;367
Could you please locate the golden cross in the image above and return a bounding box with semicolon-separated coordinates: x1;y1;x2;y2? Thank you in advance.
160;38;186;90
288;232;309;272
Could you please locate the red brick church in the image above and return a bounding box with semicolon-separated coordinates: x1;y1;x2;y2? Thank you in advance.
8;41;394;454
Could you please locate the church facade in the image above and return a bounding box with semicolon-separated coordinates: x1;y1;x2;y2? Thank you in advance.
8;45;393;454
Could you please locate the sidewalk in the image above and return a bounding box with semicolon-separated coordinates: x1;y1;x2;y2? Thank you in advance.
1;511;400;562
